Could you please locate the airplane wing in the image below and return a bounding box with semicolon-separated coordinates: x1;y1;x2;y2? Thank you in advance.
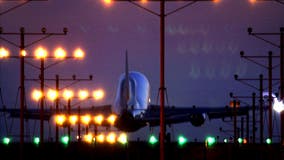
140;105;250;127
0;105;112;121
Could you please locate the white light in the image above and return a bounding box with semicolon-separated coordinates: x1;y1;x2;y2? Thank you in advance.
273;98;284;113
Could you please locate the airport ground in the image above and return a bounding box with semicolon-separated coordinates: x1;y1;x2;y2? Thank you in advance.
0;141;282;160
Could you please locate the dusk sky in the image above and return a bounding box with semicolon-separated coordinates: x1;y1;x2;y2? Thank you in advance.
0;0;284;142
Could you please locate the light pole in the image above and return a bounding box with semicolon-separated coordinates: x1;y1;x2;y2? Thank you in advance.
0;27;66;147
102;1;214;159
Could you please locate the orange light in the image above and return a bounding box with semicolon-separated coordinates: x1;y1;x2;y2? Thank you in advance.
96;134;105;143
78;90;89;100
103;0;112;5
0;47;9;58
69;115;78;125
63;89;74;100
249;0;257;4
73;48;84;59
106;132;116;144
54;47;66;59
107;114;117;126
213;0;221;3
31;89;43;101
34;46;47;59
47;89;58;101
81;114;91;125
93;89;105;100
94;114;104;125
83;133;94;143
20;50;27;57
141;0;148;3
55;114;66;126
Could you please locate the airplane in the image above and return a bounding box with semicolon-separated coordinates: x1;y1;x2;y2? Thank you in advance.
0;51;250;133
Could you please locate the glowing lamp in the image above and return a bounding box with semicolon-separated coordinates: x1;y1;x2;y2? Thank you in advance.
21;50;27;57
149;135;158;145
73;48;84;59
33;137;40;145
61;135;69;145
34;46;47;59
94;114;104;125
31;89;43;101
2;137;11;145
55;114;66;126
117;133;128;145
177;135;187;147
83;133;94;144
54;47;66;59
106;132;116;144
78;90;89;100
107;114;117;125
93;89;105;100
69;115;78;125
96;134;105;143
47;89;58;101
81;115;91;125
0;47;9;58
63;89;74;100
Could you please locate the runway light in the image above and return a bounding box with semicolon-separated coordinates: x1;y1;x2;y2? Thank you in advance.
266;138;272;144
238;138;243;144
223;138;228;143
33;137;40;145
2;137;11;145
61;135;70;145
205;136;216;148
93;89;105;100
148;135;158;145
34;46;47;59
54;47;66;59
106;132;116;144
94;114;104;125
103;0;112;6
177;135;187;147
117;133;128;145
0;47;9;58
83;133;94;144
31;89;43;101
107;114;117;126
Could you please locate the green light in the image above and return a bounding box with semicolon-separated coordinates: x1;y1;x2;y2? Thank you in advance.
148;135;158;145
266;138;272;144
61;136;70;145
238;138;243;144
177;135;187;147
2;137;10;145
205;136;216;147
33;137;40;145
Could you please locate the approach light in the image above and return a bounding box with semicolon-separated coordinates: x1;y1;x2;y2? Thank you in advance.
106;132;116;144
96;134;105;143
33;137;40;145
0;47;9;58
238;138;243;144
93;89;105;100
117;133;128;145
63;89;74;100
31;89;43;101
83;133;94;144
81;114;91;125
94;114;104;125
54;47;66;59
69;115;78;125
78;90;89;100
55;114;66;126
34;46;47;59
107;114;117;126
2;137;11;145
273;99;284;113
148;135;158;145
47;89;58;101
177;135;188;147
223;138;228;143
73;48;84;59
